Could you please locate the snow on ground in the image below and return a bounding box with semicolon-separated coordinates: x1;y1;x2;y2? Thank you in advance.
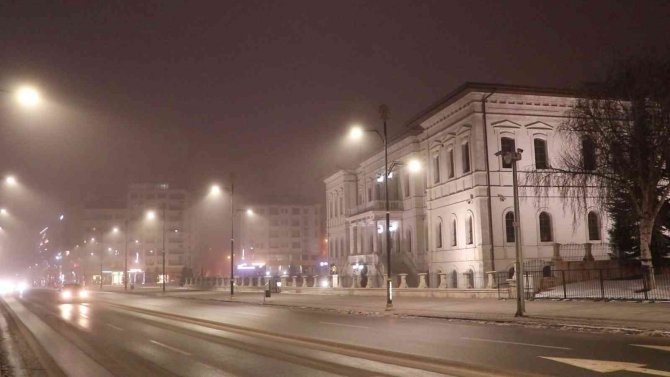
535;276;670;300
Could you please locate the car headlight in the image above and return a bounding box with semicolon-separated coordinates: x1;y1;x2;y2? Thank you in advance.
61;290;72;300
79;290;88;299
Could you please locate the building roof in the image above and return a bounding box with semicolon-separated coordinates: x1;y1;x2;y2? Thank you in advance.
403;82;579;129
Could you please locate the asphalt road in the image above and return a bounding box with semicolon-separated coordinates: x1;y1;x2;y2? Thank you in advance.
5;289;670;377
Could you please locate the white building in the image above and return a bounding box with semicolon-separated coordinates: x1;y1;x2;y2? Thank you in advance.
127;183;192;283
238;204;325;276
325;83;609;288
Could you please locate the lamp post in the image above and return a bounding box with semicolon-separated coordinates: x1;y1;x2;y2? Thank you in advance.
348;105;396;310
146;205;167;292
495;148;525;317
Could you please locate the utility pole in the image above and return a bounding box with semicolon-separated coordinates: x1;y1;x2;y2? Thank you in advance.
380;104;393;311
230;174;235;297
162;203;166;293
496;148;525;317
123;218;129;291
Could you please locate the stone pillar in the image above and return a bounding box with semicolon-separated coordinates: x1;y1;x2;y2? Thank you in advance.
353;275;360;288
291;276;297;287
302;276;308;287
281;275;288;287
418;273;428;289
552;242;563;262
439;273;447;289
398;273;408;288
366;274;375;288
583;243;595;262
486;271;498;288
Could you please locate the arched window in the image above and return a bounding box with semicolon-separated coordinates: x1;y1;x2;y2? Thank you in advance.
435;218;443;248
534;138;548;169
588;211;601;241
451;217;457;246
505;211;515;243
465;214;474;245
539;212;553;242
582;137;596;171
501;137;516;168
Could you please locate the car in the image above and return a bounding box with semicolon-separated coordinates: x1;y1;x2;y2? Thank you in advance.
59;283;89;302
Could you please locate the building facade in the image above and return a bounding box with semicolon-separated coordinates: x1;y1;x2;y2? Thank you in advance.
126;183;193;284
325;83;610;288
238;204;325;276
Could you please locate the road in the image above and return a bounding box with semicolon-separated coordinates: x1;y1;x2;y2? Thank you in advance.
3;288;670;377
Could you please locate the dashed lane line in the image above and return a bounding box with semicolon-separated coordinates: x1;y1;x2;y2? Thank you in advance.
460;337;571;350
149;339;192;356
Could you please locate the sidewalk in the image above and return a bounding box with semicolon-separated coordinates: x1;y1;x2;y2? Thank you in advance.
162;290;670;336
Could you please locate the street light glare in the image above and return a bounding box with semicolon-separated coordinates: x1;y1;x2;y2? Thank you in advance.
112;227;119;233
246;208;254;216
349;125;364;140
146;210;157;220
5;176;17;186
0;209;6;216
15;86;41;107
209;184;222;196
408;159;422;173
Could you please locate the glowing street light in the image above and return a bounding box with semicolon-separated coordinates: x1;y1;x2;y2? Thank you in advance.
0;209;7;216
112;227;119;233
209;184;222;196
246;208;254;216
15;86;41;108
349;125;364;140
407;159;422;173
145;210;156;221
4;176;17;187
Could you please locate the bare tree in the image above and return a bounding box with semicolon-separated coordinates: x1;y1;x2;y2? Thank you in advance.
531;55;670;289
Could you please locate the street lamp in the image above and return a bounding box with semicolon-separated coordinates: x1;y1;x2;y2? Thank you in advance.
347;104;398;310
4;176;17;187
495;147;525;317
15;86;41;108
146;207;166;292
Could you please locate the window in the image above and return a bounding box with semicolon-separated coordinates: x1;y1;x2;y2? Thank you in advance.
403;173;410;197
339;197;343;216
462;142;471;173
587;211;601;241
451;218;457;246
582;137;596;171
465;214;473;245
501;137;515;169
292;208;300;215
539;212;553;242
367;187;372;202
407;230;412;253
447;149;455;178
505;212;515;243
435;218;443;248
433;154;441;183
534;138;549;169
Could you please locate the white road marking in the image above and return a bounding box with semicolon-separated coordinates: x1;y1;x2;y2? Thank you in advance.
319;321;369;329
461;337;571;350
105;323;124;331
542;356;670;376
149;340;192;356
632;344;670;353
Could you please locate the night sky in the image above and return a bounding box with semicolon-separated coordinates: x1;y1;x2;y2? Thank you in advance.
0;0;668;269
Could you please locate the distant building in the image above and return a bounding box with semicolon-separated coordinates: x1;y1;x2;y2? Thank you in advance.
325;83;610;288
238;204;325;276
126;183;193;284
56;183;193;286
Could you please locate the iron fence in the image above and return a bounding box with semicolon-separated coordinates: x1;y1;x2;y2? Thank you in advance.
522;268;670;301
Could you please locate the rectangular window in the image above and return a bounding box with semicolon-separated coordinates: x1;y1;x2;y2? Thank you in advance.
447;149;455;178
433;155;441;183
501;137;515;169
404;174;410;197
534;138;548;169
462;142;470;173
